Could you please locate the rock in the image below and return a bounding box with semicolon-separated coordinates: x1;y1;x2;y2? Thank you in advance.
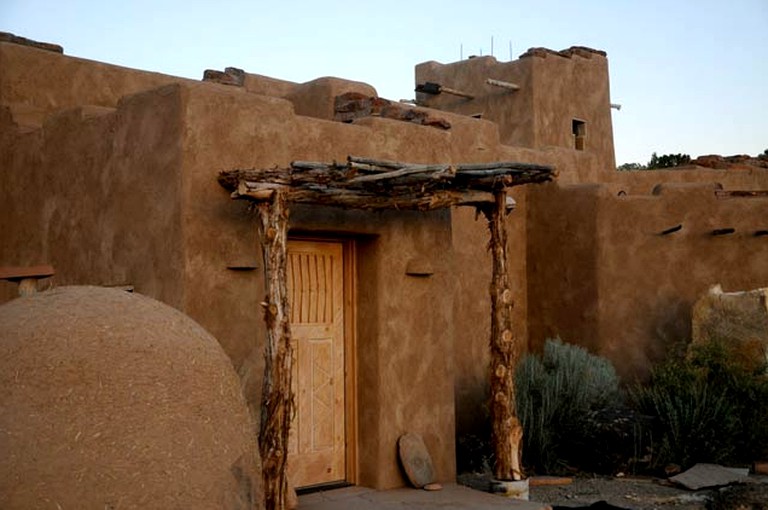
333;92;451;129
202;67;245;87
691;284;768;372
669;463;749;490
398;432;435;488
690;154;768;170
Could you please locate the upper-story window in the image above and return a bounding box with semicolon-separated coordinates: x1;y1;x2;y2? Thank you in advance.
572;119;586;151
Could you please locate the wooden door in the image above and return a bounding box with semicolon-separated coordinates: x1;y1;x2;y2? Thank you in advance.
286;240;347;488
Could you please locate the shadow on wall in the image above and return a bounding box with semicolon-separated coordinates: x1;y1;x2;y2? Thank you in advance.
648;295;693;366
454;377;492;475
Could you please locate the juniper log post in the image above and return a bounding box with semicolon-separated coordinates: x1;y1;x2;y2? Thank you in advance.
483;190;524;481
255;191;293;510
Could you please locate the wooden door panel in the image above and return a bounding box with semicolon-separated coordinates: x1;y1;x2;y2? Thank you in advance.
286;241;345;488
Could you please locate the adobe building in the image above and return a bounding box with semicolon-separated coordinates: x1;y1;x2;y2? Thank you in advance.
1;32;767;495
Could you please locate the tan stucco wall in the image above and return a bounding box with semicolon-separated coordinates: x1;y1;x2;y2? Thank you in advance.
526;183;601;353
526;180;768;380
530;49;616;179
416;56;537;149
0;42;181;129
0;81;186;308
595;186;768;378
607;165;768;193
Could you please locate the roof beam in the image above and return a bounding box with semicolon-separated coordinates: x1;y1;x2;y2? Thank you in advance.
219;156;554;212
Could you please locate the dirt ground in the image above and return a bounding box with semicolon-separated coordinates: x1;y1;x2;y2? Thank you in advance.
459;473;768;510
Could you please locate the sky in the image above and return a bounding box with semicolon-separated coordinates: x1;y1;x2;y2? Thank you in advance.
2;0;766;165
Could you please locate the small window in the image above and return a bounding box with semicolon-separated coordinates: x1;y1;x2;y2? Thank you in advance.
572;119;586;151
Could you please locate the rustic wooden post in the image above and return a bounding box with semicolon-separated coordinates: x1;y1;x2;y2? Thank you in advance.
482;190;524;481
255;191;293;510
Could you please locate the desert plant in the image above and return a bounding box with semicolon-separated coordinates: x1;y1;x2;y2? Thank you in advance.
689;339;768;461
515;338;622;473
631;361;738;469
631;339;768;470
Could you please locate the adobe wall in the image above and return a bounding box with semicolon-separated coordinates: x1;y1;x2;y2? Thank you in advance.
607;165;768;194
595;186;768;379
0;81;187;308
527;180;768;380
0;41;181;129
416;56;536;148
526;183;601;353
528;47;616;177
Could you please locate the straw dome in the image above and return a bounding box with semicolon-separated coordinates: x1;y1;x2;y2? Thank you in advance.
0;286;260;509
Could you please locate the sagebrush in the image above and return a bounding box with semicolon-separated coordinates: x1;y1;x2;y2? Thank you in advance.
515;338;624;473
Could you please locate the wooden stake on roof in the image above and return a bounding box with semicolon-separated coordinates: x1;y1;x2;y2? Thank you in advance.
218;156;553;509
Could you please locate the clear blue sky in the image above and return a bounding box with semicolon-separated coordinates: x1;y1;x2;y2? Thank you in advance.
3;0;766;165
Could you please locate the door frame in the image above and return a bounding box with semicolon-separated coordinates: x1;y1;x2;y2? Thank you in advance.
288;235;358;486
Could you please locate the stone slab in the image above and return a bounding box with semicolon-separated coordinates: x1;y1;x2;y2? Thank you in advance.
669;463;749;490
398;432;435;488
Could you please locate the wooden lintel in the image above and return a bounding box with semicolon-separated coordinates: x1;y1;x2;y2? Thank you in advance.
218;157;553;212
236;186;497;211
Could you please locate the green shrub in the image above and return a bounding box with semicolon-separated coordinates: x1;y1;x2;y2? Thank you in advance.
515;338;622;473
631;338;768;470
631;362;737;469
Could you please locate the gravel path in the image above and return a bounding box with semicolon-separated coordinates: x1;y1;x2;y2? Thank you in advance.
459;473;768;510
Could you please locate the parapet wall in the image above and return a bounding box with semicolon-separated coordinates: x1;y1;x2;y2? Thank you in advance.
0;40;182;130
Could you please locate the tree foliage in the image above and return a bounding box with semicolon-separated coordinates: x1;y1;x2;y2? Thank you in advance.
617;162;646;171
617;152;691;171
647;152;691;169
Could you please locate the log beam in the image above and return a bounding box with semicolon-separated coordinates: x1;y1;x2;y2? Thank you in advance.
482;191;524;481
218;158;554;212
256;191;293;510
